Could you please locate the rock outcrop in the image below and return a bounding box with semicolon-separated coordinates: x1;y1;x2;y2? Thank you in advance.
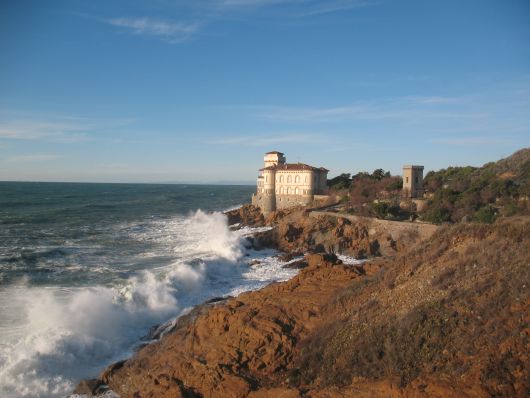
254;209;422;258
98;254;366;398
226;204;265;228
79;213;530;398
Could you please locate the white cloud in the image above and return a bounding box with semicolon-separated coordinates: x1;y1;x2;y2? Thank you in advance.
0;113;136;144
106;17;200;43
4;154;61;162
97;1;374;45
248;96;483;123
247;97;487;122
294;0;375;17
216;0;374;16
0;121;89;143
207;132;324;146
431;137;514;146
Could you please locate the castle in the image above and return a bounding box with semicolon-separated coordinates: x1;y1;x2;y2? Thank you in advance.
252;151;329;214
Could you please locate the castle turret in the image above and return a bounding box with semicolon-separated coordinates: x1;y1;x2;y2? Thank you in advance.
264;151;286;168
260;168;276;214
403;165;424;198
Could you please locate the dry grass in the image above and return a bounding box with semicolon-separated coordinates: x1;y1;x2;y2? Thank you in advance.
290;217;530;397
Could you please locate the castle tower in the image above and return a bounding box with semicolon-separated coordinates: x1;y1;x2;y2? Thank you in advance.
264;151;286;168
402;165;424;198
260;168;276;214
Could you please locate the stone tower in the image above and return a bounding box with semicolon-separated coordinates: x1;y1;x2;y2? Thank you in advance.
264;151;286;168
260;167;276;214
258;152;284;214
403;165;424;198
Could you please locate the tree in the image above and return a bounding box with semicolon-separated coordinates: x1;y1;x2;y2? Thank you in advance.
327;173;351;190
474;205;496;224
371;169;391;181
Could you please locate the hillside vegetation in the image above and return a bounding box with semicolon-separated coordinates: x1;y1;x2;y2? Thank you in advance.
327;169;405;218
421;148;530;223
327;148;530;224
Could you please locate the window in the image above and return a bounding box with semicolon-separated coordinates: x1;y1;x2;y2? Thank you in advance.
305;176;308;183
280;175;284;183
295;187;299;195
406;177;409;183
415;176;418;184
295;175;300;183
287;175;292;183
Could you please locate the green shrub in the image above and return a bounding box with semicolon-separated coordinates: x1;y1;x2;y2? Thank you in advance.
474;205;496;224
501;201;519;217
421;205;451;224
385;178;403;191
371;202;401;219
372;202;389;219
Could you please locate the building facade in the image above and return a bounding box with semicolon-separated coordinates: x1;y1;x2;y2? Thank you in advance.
252;151;328;214
402;165;424;198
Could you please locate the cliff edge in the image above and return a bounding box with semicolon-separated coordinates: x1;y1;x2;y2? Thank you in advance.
91;215;529;397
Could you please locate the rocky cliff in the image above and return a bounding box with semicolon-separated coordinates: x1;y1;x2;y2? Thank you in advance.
245;206;436;258
80;209;529;398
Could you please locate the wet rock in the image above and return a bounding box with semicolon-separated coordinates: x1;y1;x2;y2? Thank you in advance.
276;252;303;262
143;318;175;341
73;379;108;396
205;296;231;304
282;259;308;269
225;204;265;228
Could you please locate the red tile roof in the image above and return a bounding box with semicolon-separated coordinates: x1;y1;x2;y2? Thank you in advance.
260;163;329;172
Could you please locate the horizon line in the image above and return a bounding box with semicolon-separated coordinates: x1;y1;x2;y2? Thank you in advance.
0;180;256;186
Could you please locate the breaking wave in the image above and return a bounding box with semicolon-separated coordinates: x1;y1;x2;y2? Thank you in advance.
0;210;296;398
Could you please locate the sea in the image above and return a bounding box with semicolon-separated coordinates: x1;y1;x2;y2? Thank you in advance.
0;182;301;398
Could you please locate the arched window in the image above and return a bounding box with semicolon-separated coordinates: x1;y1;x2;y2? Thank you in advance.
286;187;290;194
295;187;299;195
280;175;284;183
295;175;300;184
287;175;292;183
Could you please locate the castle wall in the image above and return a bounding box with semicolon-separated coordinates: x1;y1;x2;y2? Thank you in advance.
314;170;328;194
276;194;312;209
275;170;314;196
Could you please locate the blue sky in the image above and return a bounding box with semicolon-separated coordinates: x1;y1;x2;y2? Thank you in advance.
1;0;529;183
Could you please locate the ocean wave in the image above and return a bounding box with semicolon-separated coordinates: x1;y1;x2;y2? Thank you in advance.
0;210;296;398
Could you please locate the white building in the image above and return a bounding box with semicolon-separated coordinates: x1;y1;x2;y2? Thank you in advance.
252;151;328;214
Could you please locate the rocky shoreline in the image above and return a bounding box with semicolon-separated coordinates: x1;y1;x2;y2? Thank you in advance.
75;205;529;397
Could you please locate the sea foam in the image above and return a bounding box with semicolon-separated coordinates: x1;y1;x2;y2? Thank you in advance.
0;210;295;398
